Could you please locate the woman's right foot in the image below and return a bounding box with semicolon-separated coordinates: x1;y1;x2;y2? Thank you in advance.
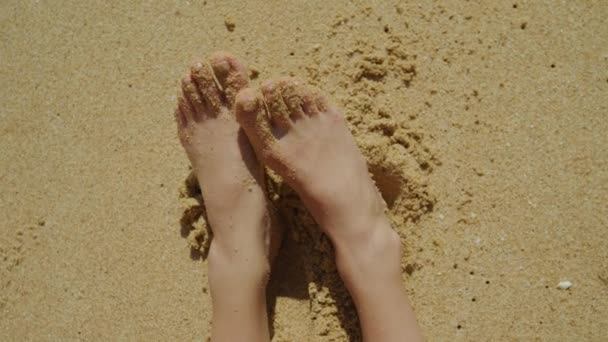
235;78;423;341
234;78;400;284
235;78;423;342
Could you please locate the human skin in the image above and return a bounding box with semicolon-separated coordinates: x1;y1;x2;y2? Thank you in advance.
176;52;280;342
176;51;423;341
235;78;424;342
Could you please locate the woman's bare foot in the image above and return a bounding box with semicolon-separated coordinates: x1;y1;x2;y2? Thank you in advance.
176;52;279;342
235;78;423;342
234;78;394;276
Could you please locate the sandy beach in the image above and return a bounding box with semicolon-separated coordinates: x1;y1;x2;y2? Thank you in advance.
1;1;607;340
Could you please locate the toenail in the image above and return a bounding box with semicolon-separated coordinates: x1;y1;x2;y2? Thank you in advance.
262;80;274;88
241;97;259;112
213;60;231;74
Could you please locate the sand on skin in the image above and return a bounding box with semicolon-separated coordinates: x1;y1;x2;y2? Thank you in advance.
1;1;607;340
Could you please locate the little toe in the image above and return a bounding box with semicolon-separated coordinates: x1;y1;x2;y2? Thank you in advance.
278;78;307;121
177;95;195;123
174;98;188;128
181;75;206;120
191;61;223;115
235;88;275;148
261;79;292;132
209;51;249;107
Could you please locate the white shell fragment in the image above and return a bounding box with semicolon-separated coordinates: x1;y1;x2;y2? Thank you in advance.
557;281;573;290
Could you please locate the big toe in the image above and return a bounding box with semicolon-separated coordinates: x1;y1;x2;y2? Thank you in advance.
209;51;249;107
235;88;275;150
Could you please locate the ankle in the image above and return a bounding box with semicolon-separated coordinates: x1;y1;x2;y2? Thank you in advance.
334;222;402;293
207;242;271;291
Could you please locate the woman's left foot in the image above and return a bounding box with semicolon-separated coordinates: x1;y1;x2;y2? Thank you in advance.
176;51;281;290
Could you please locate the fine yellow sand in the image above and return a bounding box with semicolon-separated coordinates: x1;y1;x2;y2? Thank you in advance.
1;1;607;340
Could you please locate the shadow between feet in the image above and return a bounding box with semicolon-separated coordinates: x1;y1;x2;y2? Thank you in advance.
272;183;363;341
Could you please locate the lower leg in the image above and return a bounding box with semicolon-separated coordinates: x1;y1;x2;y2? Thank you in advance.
333;220;423;342
208;242;270;342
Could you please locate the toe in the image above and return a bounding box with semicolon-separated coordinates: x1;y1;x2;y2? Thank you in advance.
177;95;195;122
181;75;206;120
278;78;307;121
300;85;324;116
191;61;223;115
174;103;187;128
235;88;275;147
209;51;249;107
261;79;292;131
313;88;331;112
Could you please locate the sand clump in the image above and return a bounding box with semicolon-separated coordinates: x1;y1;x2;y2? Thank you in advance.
179;172;212;259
